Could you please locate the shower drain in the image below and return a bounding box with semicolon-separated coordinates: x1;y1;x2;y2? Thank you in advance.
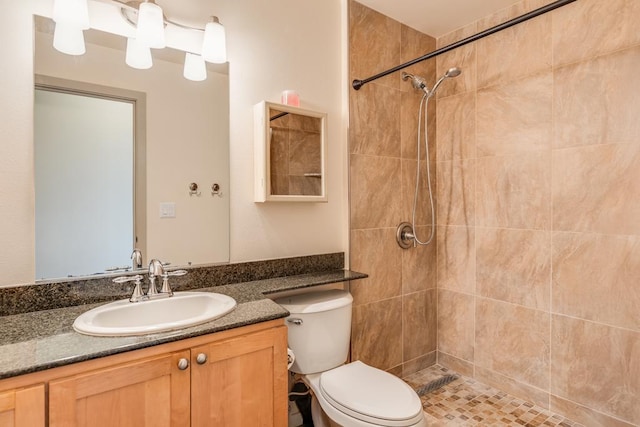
415;374;459;396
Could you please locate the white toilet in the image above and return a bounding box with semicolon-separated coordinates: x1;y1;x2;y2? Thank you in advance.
275;289;427;427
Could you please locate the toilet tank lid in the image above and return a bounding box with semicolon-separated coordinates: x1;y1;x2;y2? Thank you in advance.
274;289;352;314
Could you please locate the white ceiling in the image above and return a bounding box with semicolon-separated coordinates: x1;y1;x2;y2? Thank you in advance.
356;0;524;37
135;0;524;39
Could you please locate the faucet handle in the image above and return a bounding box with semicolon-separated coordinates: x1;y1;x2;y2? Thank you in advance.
113;274;144;284
166;269;187;277
113;275;145;303
159;270;187;295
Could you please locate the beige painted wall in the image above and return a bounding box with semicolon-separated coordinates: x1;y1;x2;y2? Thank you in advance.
218;0;348;264
0;0;348;286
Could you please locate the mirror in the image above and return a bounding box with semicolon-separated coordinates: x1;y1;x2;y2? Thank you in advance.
33;16;230;281
34;81;145;279
254;101;327;202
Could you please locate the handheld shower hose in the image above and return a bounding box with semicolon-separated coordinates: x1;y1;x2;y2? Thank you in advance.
403;67;461;247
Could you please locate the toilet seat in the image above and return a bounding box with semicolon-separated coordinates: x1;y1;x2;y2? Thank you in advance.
305;361;425;427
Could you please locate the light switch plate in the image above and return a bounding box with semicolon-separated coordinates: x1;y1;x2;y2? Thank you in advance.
159;202;176;218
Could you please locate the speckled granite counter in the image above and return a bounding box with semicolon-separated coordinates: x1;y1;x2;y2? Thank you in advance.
0;269;366;380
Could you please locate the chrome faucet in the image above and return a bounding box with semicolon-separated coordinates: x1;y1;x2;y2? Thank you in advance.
113;260;187;303
131;248;143;269
147;259;165;297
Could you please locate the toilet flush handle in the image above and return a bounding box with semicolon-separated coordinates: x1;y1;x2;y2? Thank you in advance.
286;318;303;325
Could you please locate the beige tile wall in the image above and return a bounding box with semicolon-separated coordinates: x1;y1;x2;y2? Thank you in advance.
348;1;438;377
434;0;640;426
349;0;640;424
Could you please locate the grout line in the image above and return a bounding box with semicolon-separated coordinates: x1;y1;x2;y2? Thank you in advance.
549;20;555;407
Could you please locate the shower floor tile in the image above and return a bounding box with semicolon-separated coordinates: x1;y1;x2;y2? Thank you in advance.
403;365;583;427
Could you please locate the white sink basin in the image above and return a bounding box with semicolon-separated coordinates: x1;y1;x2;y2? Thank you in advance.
73;292;237;337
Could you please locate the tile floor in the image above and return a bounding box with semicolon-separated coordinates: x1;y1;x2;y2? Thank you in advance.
403;365;584;427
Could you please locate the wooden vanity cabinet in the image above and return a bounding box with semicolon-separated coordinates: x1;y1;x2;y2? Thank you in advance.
0;320;287;427
0;384;45;427
49;350;191;427
191;325;287;426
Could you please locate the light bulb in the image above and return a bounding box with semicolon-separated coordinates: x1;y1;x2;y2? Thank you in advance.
201;16;227;64
53;23;86;56
125;38;153;69
136;1;165;49
183;53;207;81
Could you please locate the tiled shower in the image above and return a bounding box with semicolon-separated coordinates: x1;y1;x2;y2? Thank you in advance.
348;0;640;426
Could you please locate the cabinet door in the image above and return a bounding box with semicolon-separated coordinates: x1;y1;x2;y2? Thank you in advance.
49;350;190;427
0;385;45;427
191;325;288;427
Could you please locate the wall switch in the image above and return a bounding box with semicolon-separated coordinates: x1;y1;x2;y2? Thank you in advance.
159;202;176;218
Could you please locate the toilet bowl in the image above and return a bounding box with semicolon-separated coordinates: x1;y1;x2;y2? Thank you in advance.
304;361;427;427
275;290;427;427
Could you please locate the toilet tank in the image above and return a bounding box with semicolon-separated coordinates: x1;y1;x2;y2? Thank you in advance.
274;289;353;374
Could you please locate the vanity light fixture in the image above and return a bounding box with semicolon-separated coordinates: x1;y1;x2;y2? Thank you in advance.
52;0;90;56
51;0;228;81
201;16;227;64
135;0;165;49
183;53;207;81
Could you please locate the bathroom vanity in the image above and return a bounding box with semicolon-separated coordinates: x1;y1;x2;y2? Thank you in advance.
0;259;366;427
0;320;286;427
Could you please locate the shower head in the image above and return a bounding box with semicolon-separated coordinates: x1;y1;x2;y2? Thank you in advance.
445;67;462;78
402;67;462;97
402;72;428;94
429;67;462;97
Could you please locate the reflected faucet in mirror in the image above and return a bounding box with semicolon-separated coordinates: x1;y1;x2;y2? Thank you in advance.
131;248;142;269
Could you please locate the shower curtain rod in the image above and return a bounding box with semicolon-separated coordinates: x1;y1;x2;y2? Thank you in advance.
352;0;577;90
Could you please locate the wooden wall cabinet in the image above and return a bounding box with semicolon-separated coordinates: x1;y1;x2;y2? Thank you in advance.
0;320;287;427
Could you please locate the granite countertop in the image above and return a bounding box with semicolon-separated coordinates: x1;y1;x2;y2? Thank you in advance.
0;269;366;380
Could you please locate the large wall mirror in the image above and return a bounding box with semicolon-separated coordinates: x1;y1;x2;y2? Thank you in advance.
34;16;230;281
254;101;327;203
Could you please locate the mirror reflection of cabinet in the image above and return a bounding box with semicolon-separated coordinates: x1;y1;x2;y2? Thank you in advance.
254;101;327;202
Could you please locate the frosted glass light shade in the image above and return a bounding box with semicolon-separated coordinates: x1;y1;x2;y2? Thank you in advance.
136;1;165;49
125;38;153;69
53;23;86;56
201;17;227;64
52;0;90;29
183;53;207;81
